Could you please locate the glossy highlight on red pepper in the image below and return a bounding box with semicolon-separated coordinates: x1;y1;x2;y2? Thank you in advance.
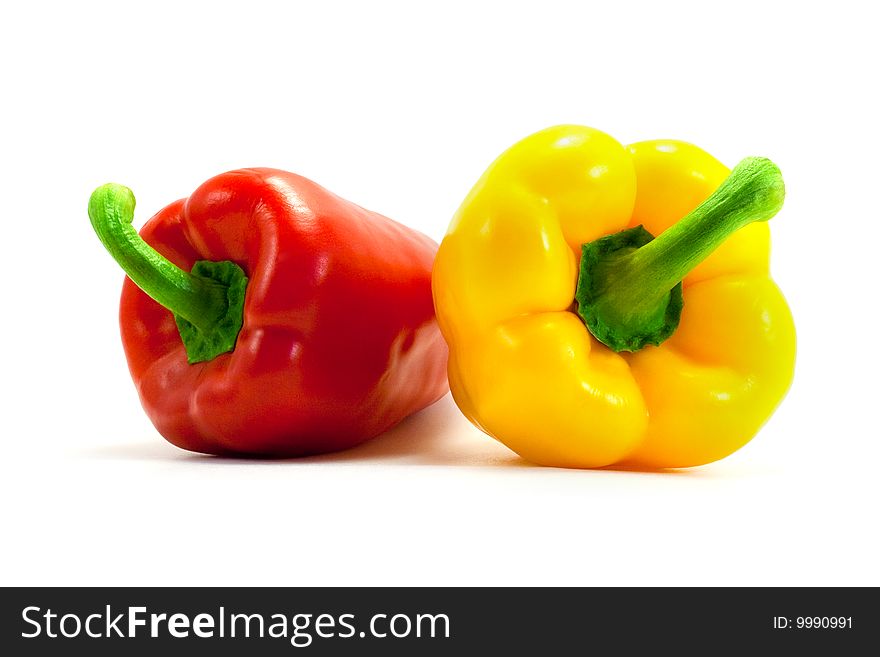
90;168;449;456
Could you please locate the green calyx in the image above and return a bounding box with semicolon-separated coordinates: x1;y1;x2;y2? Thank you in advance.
88;183;248;364
575;156;785;352
576;225;684;352
173;260;248;363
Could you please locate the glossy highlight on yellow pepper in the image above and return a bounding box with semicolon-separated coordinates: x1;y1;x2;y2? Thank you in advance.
432;126;796;469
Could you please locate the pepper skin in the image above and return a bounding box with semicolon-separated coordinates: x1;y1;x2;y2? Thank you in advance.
432;126;795;469
90;169;448;456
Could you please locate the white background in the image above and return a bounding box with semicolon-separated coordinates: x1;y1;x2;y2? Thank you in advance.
2;0;877;586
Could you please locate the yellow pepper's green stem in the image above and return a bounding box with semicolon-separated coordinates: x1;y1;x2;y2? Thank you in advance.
88;183;248;363
575;157;785;352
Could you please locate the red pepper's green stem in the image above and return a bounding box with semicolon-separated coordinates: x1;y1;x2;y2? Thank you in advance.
575;157;785;352
89;183;248;363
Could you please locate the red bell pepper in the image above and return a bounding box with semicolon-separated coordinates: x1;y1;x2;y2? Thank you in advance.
89;168;448;455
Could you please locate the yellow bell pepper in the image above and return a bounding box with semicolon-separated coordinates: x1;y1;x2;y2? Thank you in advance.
432;125;796;469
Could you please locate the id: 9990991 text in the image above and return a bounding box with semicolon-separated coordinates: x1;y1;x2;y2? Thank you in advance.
773;617;852;629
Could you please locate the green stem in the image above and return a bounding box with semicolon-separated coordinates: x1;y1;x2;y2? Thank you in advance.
88;184;228;331
89;183;248;363
575;157;784;352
